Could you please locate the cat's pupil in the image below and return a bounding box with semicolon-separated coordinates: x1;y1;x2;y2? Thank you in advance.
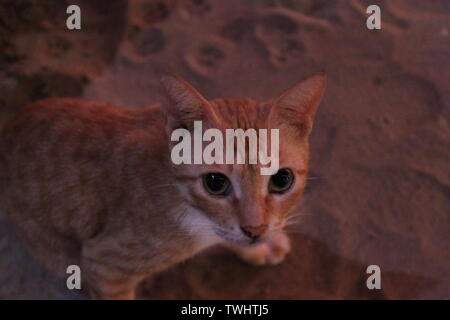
203;172;231;196
272;171;290;187
269;168;294;193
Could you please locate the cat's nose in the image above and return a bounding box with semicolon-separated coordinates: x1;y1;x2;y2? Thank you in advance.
241;224;268;240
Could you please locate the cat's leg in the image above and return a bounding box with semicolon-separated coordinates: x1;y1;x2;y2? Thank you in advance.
227;232;291;266
81;242;143;300
87;280;137;300
81;257;140;300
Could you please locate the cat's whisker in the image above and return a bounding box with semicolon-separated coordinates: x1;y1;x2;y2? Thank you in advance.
147;183;179;190
284;220;304;230
306;176;322;180
285;216;303;225
284;213;303;225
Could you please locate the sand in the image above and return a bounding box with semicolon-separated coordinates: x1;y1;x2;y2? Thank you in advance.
0;0;448;299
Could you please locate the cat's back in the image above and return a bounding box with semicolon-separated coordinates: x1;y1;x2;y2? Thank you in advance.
1;97;162;141
0;98;166;239
0;97;164;158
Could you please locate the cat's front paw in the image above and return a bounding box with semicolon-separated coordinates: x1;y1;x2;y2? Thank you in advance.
236;233;291;266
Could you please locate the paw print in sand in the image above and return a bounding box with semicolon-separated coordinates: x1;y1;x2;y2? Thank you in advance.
185;40;229;77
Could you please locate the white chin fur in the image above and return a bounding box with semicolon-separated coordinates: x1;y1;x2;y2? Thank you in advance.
179;207;222;252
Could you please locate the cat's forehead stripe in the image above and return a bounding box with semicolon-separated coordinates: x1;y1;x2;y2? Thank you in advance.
211;98;268;130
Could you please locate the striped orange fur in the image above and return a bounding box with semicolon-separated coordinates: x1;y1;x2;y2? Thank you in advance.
0;73;326;299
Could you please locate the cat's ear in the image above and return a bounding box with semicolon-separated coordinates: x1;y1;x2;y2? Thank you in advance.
160;73;218;130
270;72;327;137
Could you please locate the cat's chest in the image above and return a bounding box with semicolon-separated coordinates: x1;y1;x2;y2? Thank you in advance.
178;208;222;254
144;211;221;272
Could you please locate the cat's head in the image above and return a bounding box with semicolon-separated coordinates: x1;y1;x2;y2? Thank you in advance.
161;72;326;245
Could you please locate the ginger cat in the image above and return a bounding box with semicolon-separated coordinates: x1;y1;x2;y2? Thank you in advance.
0;72;326;299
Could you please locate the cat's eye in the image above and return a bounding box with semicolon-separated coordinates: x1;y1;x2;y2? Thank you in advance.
203;172;231;196
269;168;294;194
